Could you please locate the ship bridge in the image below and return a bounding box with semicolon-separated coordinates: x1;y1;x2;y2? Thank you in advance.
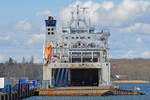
43;4;111;88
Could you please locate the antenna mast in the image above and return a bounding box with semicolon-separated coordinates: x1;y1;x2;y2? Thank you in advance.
77;5;80;28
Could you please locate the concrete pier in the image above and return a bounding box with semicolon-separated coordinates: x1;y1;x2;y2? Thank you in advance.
37;86;144;96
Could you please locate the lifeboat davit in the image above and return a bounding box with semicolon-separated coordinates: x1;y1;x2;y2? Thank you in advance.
44;44;52;61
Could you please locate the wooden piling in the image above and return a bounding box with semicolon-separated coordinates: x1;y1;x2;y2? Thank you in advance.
9;85;12;100
21;84;23;98
17;80;21;100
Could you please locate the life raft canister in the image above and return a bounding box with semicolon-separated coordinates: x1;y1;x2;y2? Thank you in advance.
44;44;52;61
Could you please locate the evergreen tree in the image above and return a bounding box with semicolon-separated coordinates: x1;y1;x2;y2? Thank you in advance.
29;56;34;64
8;57;14;65
22;56;25;64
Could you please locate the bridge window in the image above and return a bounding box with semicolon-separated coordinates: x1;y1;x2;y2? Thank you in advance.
63;30;68;33
88;37;91;39
89;29;94;33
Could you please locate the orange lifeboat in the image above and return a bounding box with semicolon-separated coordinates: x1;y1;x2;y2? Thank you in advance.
44;44;52;61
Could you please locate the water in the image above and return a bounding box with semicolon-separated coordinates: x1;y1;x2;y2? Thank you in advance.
24;95;150;100
113;83;150;94
23;83;150;100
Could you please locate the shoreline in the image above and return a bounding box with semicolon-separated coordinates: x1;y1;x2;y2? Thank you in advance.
112;80;149;83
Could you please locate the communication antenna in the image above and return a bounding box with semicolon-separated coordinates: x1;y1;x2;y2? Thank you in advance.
77;4;80;28
71;11;74;19
81;7;88;14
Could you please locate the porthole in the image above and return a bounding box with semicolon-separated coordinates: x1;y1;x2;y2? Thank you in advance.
51;32;54;35
51;28;54;31
78;43;81;46
48;28;50;31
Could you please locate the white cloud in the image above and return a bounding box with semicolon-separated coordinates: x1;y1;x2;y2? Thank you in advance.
60;0;150;27
27;34;45;44
105;0;150;26
136;37;142;43
41;25;46;32
0;35;10;41
123;50;150;58
101;1;114;11
13;19;31;31
120;23;150;34
140;51;150;57
59;0;114;24
59;1;102;24
123;50;136;58
36;10;52;16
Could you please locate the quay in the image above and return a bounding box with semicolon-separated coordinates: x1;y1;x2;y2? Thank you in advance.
36;86;144;96
0;81;36;100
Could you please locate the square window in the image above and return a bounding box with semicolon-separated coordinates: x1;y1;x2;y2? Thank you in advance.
64;43;67;46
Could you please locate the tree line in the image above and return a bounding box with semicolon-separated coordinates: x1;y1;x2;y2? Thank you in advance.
0;56;43;80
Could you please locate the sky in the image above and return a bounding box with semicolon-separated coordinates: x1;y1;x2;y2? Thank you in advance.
0;0;150;62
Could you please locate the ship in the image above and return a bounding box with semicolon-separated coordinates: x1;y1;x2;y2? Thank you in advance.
40;4;144;96
43;4;110;87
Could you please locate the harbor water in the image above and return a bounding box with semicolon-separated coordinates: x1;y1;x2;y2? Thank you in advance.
23;83;150;100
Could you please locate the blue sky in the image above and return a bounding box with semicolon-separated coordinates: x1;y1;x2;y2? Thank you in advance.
0;0;150;62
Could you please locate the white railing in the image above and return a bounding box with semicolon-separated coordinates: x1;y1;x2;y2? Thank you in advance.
47;62;110;68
